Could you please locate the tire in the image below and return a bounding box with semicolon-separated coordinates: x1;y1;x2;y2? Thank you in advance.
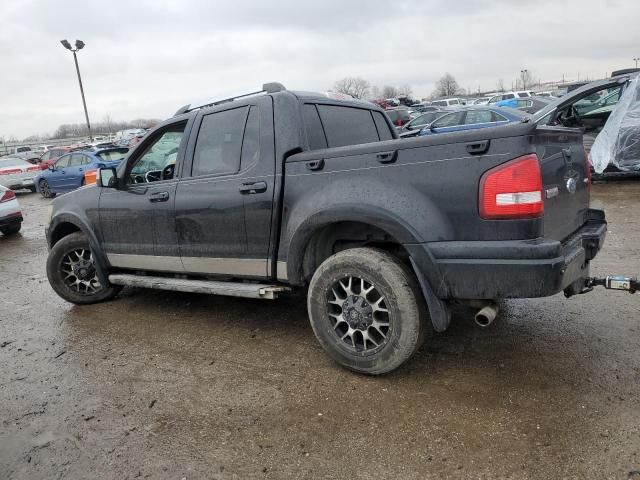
0;222;21;236
46;232;122;305
307;248;427;375
39;179;56;198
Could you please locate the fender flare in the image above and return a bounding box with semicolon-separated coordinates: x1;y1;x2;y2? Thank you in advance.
284;205;447;297
48;213;110;285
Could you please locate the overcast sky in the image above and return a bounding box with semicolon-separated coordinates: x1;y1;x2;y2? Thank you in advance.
1;0;639;139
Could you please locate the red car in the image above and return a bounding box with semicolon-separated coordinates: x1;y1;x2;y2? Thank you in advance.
39;147;72;169
385;107;411;127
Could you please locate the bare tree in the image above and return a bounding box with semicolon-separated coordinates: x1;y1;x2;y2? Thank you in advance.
433;73;461;98
381;85;399;99
369;85;381;100
398;83;413;97
333;77;371;99
496;78;506;92
103;114;113;135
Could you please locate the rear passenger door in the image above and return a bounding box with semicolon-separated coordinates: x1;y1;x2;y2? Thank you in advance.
65;153;89;189
175;96;276;278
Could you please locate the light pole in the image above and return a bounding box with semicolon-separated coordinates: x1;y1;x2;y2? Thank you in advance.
520;69;528;90
634;58;640;69
60;39;92;141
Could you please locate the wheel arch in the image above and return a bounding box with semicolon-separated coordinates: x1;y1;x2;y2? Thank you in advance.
48;214;110;285
284;207;444;295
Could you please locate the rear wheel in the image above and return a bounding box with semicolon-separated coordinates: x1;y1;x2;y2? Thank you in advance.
39;179;55;198
46;232;121;305
307;248;427;375
0;222;21;236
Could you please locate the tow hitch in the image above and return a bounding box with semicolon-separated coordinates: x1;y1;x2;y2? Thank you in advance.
565;276;638;297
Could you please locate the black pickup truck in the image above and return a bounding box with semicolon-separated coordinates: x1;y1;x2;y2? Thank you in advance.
45;82;607;374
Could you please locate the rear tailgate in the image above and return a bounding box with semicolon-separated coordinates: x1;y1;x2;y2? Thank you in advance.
534;126;590;241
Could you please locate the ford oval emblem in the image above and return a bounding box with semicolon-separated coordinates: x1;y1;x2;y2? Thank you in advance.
564;169;579;194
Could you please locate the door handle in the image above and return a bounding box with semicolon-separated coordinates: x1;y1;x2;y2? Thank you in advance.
78;168;83;172
306;159;324;171
239;181;267;194
376;151;397;163
149;191;170;202
466;140;490;155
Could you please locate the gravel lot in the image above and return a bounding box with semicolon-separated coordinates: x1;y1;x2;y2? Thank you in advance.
1;181;639;480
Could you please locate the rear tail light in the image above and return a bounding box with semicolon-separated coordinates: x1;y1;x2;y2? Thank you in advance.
0;168;21;175
480;154;544;220
0;189;16;203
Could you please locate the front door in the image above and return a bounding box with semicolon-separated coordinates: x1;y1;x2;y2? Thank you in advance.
98;120;191;272
48;154;71;189
175;97;275;278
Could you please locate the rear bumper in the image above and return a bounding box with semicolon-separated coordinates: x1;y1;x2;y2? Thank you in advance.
0;212;23;228
414;209;607;299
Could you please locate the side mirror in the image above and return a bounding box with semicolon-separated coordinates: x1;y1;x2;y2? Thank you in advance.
48;164;55;171
97;167;118;188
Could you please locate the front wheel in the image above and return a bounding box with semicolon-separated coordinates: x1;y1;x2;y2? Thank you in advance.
46;232;121;305
39;179;56;198
307;248;427;375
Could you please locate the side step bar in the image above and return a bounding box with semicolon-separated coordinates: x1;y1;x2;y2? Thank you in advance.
108;274;291;300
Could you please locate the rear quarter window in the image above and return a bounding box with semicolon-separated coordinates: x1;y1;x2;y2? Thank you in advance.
316;105;380;148
372;111;393;140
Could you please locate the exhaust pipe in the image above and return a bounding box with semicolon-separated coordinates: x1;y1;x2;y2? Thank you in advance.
474;303;498;327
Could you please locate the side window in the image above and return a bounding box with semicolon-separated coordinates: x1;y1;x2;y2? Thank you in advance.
433;112;464;128
450;99;459;105
303;104;328;150
41;151;50;161
192;107;247;177
240;107;260;169
504;94;515;99
56;155;71;168
464;110;494;125
129;124;186;182
372;111;393;140
317;105;379;148
491;111;509;122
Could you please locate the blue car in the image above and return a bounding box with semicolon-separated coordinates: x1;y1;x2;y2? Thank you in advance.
418;106;527;136
36;148;128;198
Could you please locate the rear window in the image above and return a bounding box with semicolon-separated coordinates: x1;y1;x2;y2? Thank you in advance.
0;158;30;167
316;105;380;148
303;104;328;150
372;111;393;140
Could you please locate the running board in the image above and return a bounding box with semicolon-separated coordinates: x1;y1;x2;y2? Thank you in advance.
108;274;290;300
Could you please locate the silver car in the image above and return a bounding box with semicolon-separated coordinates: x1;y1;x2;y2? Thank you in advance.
0;157;40;191
0;184;22;235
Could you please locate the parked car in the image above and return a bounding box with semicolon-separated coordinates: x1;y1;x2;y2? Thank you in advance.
39;147;72;169
487;91;531;104
472;97;491;105
35;148;128;198
0;157;40;191
384;107;411;127
0;185;22;236
44;82;605;375
533;73;640;175
397;110;448;137
418;106;527;136
496;97;552;114
33;145;56;154
430;98;463;107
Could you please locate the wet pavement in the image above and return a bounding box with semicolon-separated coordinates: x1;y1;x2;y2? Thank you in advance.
1;181;639;480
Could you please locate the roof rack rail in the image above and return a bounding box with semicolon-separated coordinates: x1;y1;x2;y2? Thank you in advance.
174;82;286;116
